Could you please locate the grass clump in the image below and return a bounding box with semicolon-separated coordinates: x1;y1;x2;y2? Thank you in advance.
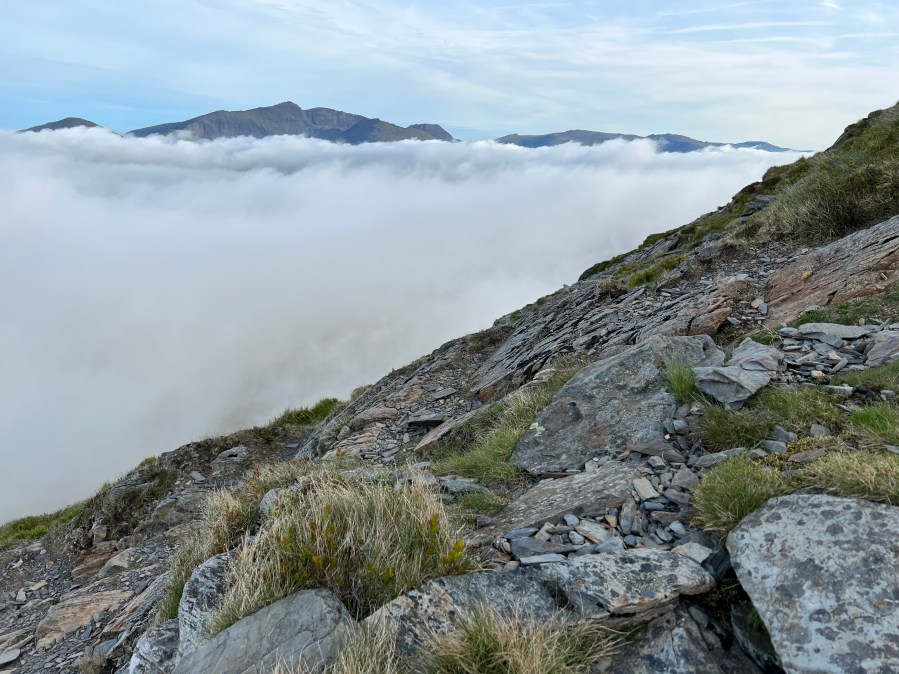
665;360;700;402
794;282;899;328
835;359;899;390
267;398;342;429
158;460;309;621
431;362;584;486
626;255;684;288
0;503;85;549
692;455;787;534
213;470;472;630
427;607;625;674
798;451;899;504
849;404;899;445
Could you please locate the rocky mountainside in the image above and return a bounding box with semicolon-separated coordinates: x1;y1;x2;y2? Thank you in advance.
127;102;453;143
496;130;793;152
2;102;899;674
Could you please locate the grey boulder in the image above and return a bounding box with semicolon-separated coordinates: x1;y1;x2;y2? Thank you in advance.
728;494;899;674
128;619;179;674
797;323;871;340
866;330;899;367
171;589;352;674
512;335;724;473
178;552;231;658
535;549;714;617
695;339;783;410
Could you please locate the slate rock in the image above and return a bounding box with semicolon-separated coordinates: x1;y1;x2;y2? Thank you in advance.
471;462;634;545
35;586;132;649
866;330;899;367
608;607;762;674
695;339;783;410
258;488;286;519
366;570;559;654
128;619;179;674
172;589;352;674
178;552;231;658
728;494;899;674
536;549;714;616
797;323;871;340
512;335;724;473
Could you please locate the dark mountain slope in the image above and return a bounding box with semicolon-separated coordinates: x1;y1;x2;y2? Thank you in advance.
497;129;793;152
22;117;99;132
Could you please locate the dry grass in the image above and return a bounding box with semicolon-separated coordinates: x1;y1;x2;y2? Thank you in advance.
158;460;309;621
799;451;899;504
426;607;626;674
212;471;472;632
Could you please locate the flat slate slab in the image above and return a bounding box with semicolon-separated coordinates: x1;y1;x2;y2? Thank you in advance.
511;335;724;473
728;494;899;674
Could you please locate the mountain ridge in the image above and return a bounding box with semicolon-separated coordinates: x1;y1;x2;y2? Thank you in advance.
496;129;794;152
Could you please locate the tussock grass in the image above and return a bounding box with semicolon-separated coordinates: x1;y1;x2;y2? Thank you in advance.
850;404;899;445
692;455;787;535
158;460;309;621
426;607;626;674
213;471;472;631
799;451;899;504
431;363;584;486
267;398;342;429
665;360;700;402
699;405;772;451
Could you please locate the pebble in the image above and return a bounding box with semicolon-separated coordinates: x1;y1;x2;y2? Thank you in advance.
519;554;566;565
632;477;661;501
810;424;832;437
562;514;580;527
771;426;798;443
762;440;788;454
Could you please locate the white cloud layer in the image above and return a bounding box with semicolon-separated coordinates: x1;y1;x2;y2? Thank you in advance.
0;128;802;519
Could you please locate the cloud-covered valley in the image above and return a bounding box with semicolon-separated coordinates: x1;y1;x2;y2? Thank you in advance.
0;128;802;518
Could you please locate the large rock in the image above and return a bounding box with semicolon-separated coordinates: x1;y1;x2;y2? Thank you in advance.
366;570;560;655
866;330;899;366
536;549;714;616
608;607;762;674
511;335;724;473
694;339;783;410
171;589;352;674
471;462;635;545
728;494;899;673
35;586;132;649
128;619;179;674
797;323;871;340
177;552;231;658
766;214;899;324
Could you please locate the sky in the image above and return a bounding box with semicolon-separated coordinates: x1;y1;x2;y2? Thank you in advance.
2;0;899;148
0;129;802;518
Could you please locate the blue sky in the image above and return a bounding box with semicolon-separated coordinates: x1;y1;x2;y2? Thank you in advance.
2;0;899;148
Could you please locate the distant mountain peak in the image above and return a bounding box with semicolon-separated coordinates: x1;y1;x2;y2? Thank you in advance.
496;129;792;153
22;117;99;133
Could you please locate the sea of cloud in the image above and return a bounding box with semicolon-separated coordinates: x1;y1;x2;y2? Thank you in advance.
0;128;803;518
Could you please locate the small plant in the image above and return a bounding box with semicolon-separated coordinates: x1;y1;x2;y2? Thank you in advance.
692;455;787;534
212;470;473;631
798;451;899;504
665;360;700;402
426;607;626;674
626;255;684;288
849;403;899;445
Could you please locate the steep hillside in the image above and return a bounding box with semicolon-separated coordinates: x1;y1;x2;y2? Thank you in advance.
496;129;793;152
21;117;99;132
2;103;899;674
128;101;453;143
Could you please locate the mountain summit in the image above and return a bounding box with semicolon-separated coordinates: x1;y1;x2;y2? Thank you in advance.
496;129;793;152
127;101;454;144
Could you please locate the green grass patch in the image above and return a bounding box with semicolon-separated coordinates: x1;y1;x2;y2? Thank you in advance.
665;361;701;402
267;398;341;428
793;283;899;328
699;386;845;451
626;255;684;288
213;470;473;630
431;362;585;486
835;359;899;390
849;404;899;445
692;455;788;534
0;504;85;549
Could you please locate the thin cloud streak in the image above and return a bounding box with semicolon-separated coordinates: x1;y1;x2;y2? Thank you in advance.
0;128;803;520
